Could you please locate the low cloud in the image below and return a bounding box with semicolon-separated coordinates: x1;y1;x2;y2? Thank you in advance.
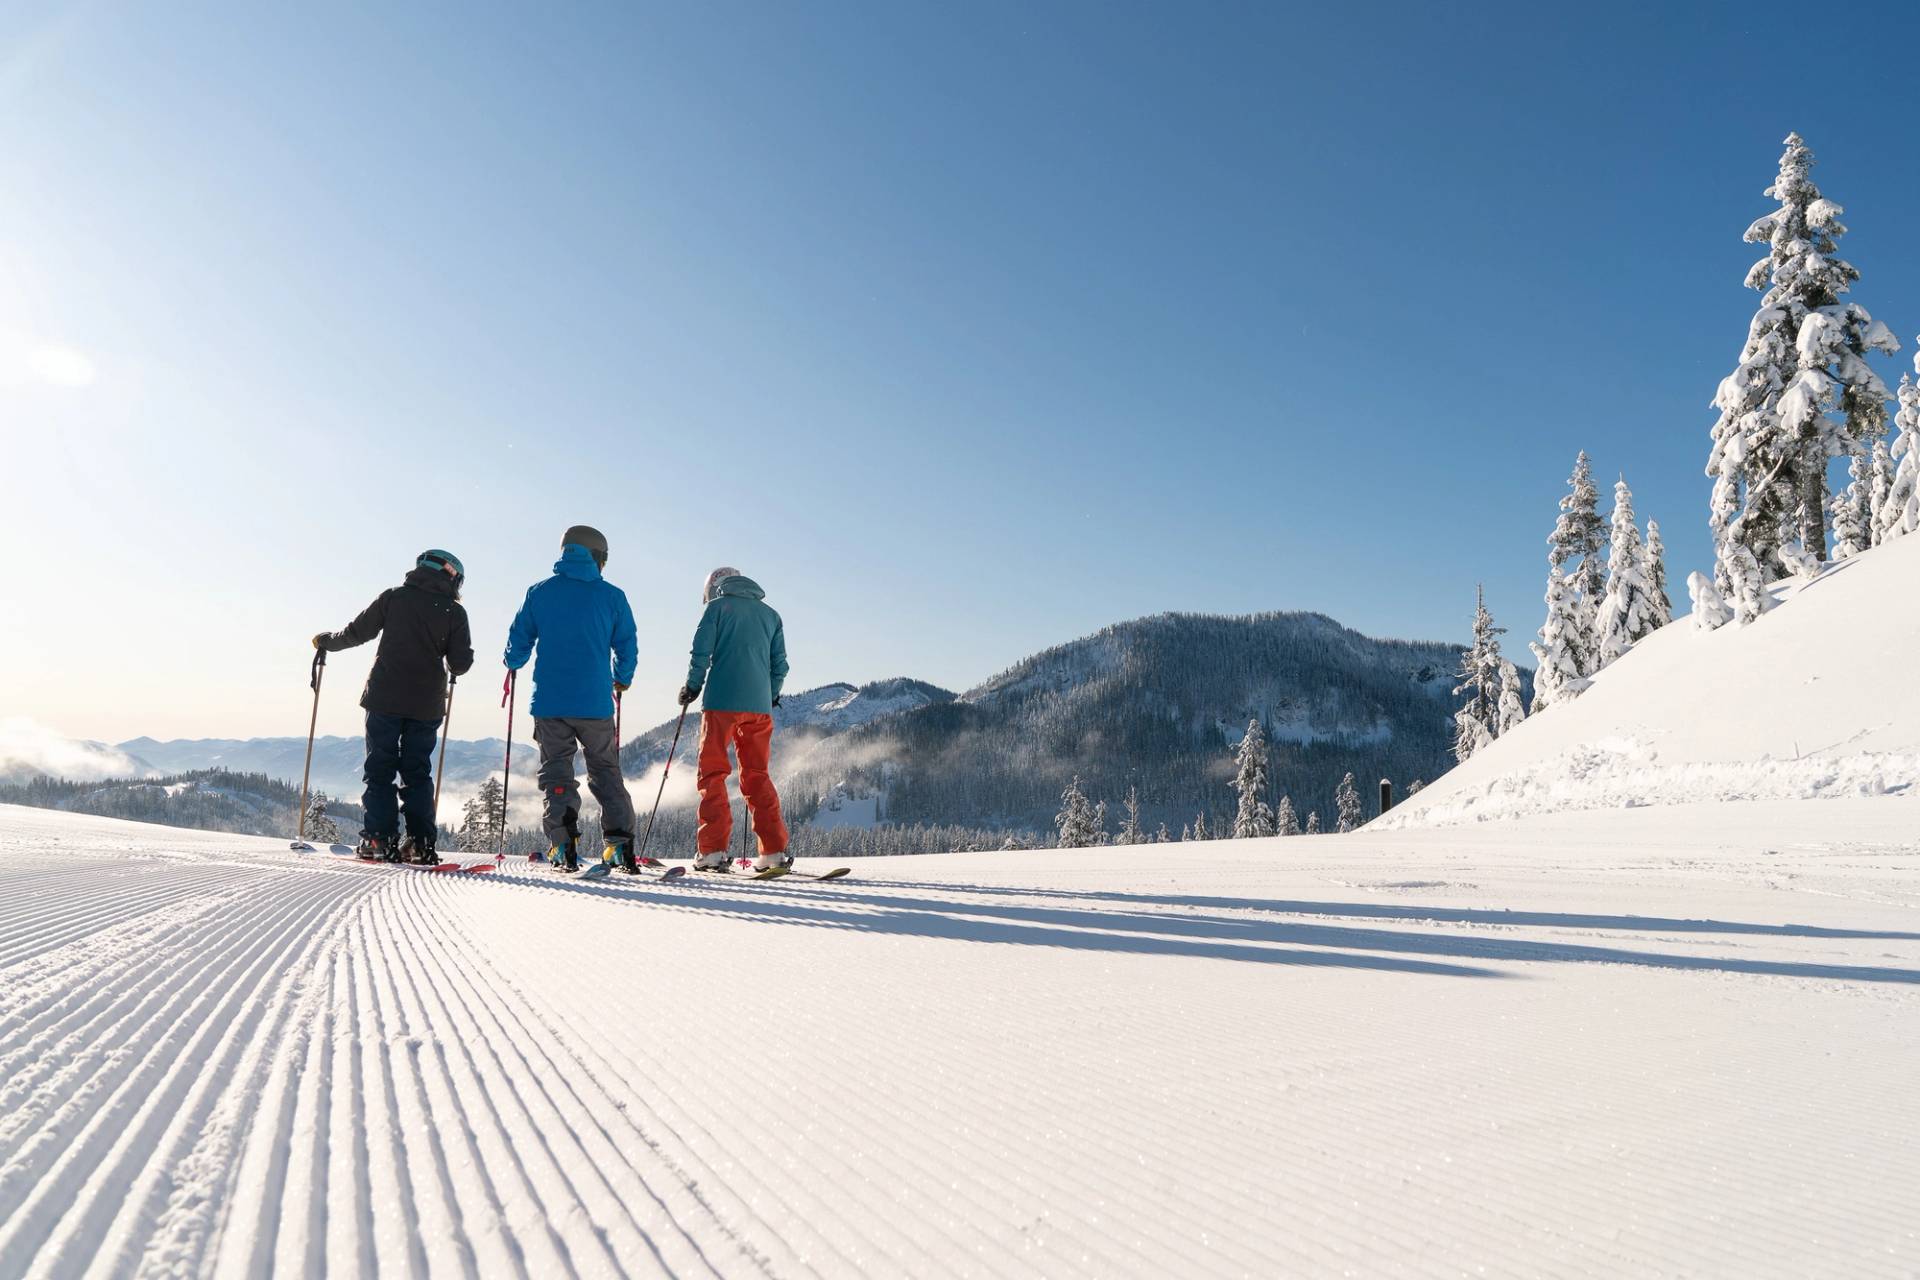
0;717;153;783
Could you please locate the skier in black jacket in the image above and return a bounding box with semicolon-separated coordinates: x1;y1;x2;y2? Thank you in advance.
314;550;475;862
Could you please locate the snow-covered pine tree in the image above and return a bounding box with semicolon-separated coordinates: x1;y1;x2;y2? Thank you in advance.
1496;658;1527;737
1725;536;1770;624
1055;776;1101;849
1831;454;1872;559
1154;822;1171;843
1191;812;1209;841
1406;779;1425;796
1117;785;1144;845
461;777;505;850
1333;772;1362;833
1878;360;1919;541
1549;452;1607;675
1452;585;1504;763
1687;571;1734;630
1179;823;1191;842
1529;562;1586;712
1000;834;1020;851
1230;719;1276;838
1304;811;1320;834
1597;478;1658;664
1275;795;1299;836
1092;800;1109;845
1707;133;1899;584
305;792;339;844
1643;520;1672;629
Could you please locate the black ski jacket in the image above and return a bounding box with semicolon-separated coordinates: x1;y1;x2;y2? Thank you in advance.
319;567;475;721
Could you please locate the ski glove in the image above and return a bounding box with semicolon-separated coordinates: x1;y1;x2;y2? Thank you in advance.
772;695;782;709
613;681;630;694
312;633;328;650
677;685;699;707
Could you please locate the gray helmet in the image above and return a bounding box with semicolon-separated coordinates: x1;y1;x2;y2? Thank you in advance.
703;566;742;604
562;525;608;567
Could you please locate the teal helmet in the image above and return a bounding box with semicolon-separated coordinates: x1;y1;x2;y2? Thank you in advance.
417;548;464;588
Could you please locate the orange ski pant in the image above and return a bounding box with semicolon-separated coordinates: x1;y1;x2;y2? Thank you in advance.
695;710;789;855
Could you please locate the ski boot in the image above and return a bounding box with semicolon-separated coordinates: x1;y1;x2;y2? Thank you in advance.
400;835;438;866
751;851;794;875
355;834;390;862
604;839;639;876
547;840;579;874
693;852;731;872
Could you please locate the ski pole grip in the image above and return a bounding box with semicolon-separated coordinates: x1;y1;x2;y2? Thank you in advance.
310;649;326;692
501;669;514;707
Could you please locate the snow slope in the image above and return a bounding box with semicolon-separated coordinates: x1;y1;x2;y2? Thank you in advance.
2;800;1914;1277
1385;533;1920;827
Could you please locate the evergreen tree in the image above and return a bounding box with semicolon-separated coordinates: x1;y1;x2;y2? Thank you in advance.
1191;811;1209;841
1644;520;1672;630
460;777;506;851
1305;811;1320;834
1687;570;1735;630
1229;719;1276;838
1529;562;1586;712
1878;357;1919;542
1707;133;1899;583
1275;795;1299;836
1092;799;1109;845
1000;834;1021;851
1496;659;1527;737
1725;537;1770;624
1831;454;1872;559
305;792;339;844
1117;785;1144;845
1549;452;1607;675
1054;775;1101;849
1154;822;1171;844
1452;585;1504;763
1179;823;1191;842
1333;772;1362;833
1406;779;1425;796
1596;478;1658;664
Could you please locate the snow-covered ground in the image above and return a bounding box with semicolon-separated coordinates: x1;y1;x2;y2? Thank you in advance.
1386;531;1920;828
2;800;1914;1277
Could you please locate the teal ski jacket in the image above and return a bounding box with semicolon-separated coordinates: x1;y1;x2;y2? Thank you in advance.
685;576;788;715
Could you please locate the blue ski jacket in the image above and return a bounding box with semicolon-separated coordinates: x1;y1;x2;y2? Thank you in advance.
685;576;788;715
504;545;638;719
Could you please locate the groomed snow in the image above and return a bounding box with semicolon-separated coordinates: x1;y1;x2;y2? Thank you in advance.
1;800;1914;1277
1385;531;1920;827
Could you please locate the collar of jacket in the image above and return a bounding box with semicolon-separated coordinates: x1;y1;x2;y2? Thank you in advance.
554;544;604;581
713;575;765;601
404;566;459;597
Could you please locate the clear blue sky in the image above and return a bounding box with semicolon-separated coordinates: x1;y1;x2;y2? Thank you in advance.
3;0;1917;740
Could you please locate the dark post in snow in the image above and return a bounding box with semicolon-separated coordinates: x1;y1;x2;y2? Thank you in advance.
1378;779;1393;815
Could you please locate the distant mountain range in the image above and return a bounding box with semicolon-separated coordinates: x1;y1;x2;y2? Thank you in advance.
16;609;1493;842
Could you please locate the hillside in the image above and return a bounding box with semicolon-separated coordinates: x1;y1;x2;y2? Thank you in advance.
1387;533;1920;828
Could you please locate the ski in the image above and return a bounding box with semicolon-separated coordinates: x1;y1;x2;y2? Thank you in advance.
786;867;853;881
462;862;496;874
289;840;316;852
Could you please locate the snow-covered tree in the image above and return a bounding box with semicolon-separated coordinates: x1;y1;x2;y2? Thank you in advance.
1000;834;1021;851
1879;356;1920;543
1596;478;1659;664
1726;536;1770;624
1229;719;1276;838
1453;586;1505;763
1304;811;1320;834
1549;452;1607;675
1275;795;1299;836
1333;772;1363;833
1687;570;1734;630
1406;779;1425;796
1496;659;1527;737
1644;520;1672;630
304;792;339;843
1191;811;1209;841
1092;801;1109;845
1154;822;1171;843
1055;776;1101;849
1179;823;1191;842
1707;133;1899;583
1831;454;1873;559
1116;786;1144;845
460;777;505;850
1529;563;1586;712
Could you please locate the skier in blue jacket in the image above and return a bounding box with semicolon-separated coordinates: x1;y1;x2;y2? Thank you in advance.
504;525;639;873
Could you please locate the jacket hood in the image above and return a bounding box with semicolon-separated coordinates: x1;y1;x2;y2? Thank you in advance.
554;544;605;581
712;574;764;602
404;565;460;598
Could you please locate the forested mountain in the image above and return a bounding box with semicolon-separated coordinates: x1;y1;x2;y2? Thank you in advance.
623;611;1496;840
0;769;359;839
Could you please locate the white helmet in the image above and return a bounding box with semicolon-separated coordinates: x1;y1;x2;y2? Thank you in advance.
702;566;742;604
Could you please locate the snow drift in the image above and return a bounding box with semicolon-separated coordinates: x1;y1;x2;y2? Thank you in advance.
1385;532;1920;827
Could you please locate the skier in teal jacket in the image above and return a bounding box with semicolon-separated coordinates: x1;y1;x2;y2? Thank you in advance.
679;568;790;870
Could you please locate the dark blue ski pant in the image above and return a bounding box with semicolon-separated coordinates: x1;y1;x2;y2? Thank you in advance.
363;710;441;840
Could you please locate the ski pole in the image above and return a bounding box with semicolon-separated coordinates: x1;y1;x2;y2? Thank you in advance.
298;648;326;839
500;669;517;858
635;703;688;863
434;674;457;818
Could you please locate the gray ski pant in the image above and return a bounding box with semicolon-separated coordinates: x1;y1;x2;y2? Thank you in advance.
532;716;636;848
